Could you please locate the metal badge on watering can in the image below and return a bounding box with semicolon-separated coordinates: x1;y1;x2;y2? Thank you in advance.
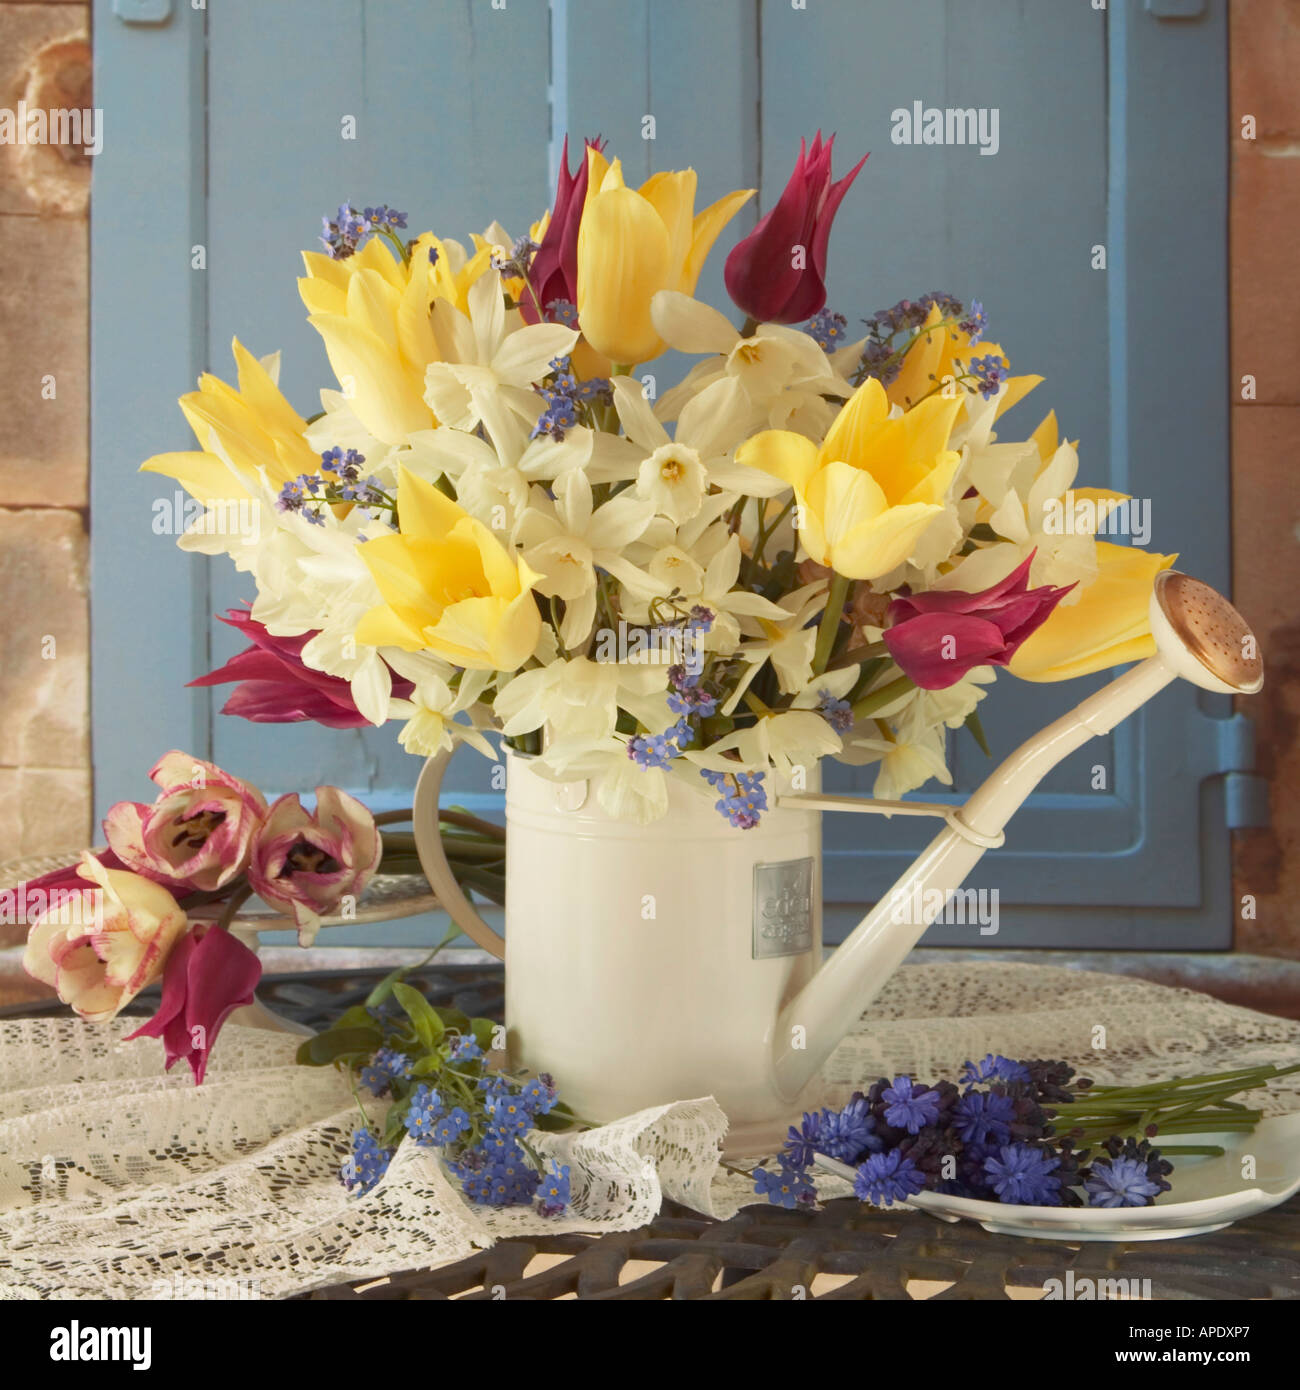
752;857;815;959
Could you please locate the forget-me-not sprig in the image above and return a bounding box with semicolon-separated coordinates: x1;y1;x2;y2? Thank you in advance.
403;1083;444;1145
359;1045;415;1097
431;1106;473;1147
537;1161;572;1217
754;1163;817;1210
341;1127;394;1196
449;1034;484;1063
816;688;854;734
805;308;848;351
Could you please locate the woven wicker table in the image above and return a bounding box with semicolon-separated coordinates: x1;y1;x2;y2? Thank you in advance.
4;963;1298;1301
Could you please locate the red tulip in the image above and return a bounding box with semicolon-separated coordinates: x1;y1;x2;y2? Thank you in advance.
882;554;1075;691
519;134;606;325
190;607;412;729
125;922;262;1084
724;132;867;324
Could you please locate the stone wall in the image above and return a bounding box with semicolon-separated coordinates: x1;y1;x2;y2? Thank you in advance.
0;2;91;871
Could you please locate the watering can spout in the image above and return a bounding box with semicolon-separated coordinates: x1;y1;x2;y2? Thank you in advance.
770;571;1263;1104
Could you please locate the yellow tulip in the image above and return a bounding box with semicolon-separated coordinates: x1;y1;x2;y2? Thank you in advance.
140;338;318;502
736;377;964;581
576;149;752;366
355;466;543;672
889;302;1041;418
1009;542;1178;681
300;232;495;444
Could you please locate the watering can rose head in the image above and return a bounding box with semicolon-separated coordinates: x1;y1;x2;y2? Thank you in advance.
102;750;268;893
355;466;543;672
246;787;383;945
22;854;188;1022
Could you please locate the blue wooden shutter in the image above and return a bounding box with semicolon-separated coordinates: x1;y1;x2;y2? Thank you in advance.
92;0;1246;949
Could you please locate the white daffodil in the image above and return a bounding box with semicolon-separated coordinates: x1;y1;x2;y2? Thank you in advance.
514;470;658;649
847;699;953;802
384;656;496;759
939;432;1108;605
617;525;789;655
650;291;855;435
611;373;787;523
495;656;666;752
720;581;829;713
423;269;577;464
690;708;843;779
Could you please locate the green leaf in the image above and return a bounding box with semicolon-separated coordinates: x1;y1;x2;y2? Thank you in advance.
382;1106;409;1147
334;1004;376;1031
964;709;992;758
434;1007;472;1035
470;1016;501;1051
393;981;445;1050
412;1054;445;1077
364;964;411;1010
298;1026;382;1066
533;1101;579;1132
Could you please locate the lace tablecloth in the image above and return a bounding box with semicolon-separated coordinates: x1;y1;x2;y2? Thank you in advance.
2;962;1299;1300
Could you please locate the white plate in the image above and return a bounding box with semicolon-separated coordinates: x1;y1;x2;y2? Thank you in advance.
813;1111;1300;1241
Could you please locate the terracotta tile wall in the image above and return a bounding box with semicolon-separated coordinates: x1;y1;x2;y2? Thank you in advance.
1230;0;1300;957
0;2;91;876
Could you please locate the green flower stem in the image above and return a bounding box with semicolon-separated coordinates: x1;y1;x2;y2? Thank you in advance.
1087;1061;1300;1096
373;808;415;827
826;638;888;672
378;226;411;266
813;572;852;675
438;809;506;840
215;883;254;931
851;675;914;720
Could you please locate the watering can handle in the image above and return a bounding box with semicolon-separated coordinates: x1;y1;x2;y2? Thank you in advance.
412;748;507;960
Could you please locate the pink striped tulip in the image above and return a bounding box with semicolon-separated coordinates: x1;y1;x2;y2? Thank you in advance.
247;787;382;945
103;750;268;893
23;854;188;1022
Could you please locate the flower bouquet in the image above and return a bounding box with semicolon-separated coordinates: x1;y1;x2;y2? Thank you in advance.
139;133;1175;826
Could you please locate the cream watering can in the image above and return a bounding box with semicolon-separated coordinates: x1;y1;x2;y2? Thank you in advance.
413;572;1263;1152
